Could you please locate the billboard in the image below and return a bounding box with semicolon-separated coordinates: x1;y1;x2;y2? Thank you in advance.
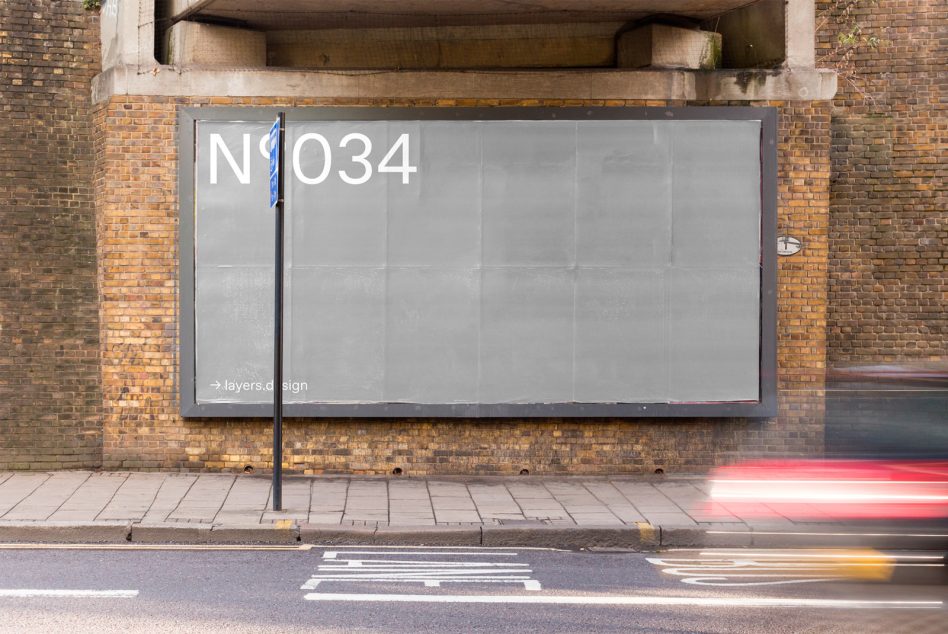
179;107;776;417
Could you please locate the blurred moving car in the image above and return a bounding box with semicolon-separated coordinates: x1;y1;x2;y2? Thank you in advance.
826;362;948;459
709;459;948;522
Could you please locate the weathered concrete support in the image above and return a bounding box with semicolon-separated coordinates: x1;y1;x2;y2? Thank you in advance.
617;23;721;70
167;21;266;67
99;0;157;68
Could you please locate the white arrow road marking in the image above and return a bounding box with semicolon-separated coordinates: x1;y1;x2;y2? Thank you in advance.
0;589;138;598
647;550;939;587
646;557;850;587
303;593;943;609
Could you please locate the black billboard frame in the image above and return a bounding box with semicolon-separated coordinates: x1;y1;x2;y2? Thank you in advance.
178;106;778;419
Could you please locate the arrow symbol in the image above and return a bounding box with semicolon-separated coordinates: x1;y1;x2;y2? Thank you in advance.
211;381;221;389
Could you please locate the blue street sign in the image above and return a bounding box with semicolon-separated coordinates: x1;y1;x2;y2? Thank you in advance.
268;118;280;208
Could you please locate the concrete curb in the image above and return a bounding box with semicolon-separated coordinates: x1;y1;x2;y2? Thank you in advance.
372;525;481;546
0;521;131;543
131;523;213;543
481;524;659;550
0;521;944;550
209;524;300;544
130;523;302;544
299;524;377;545
657;526;948;550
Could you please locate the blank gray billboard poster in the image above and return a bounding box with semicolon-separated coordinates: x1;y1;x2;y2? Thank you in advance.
185;109;770;415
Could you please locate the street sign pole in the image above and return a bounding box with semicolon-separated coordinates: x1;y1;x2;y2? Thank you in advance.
270;113;286;511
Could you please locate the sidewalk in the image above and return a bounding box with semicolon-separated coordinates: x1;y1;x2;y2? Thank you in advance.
0;472;944;550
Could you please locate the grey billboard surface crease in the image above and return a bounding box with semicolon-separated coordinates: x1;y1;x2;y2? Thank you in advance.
184;109;772;416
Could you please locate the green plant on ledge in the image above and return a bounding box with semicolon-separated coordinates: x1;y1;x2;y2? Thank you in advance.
82;0;101;10
818;0;884;102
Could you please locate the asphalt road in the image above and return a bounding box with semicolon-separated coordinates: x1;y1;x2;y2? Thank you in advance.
0;545;945;633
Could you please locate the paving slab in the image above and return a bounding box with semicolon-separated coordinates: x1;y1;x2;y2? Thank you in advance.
48;474;128;521
167;475;235;522
141;475;199;523
280;479;312;515
0;472;944;551
97;473;166;521
2;472;90;521
0;474;52;516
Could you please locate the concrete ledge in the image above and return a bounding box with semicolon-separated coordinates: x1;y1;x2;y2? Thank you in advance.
696;68;836;101
93;65;836;105
0;521;131;543
482;524;659;550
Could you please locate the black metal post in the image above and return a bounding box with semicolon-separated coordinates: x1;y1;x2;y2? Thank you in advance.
273;111;286;511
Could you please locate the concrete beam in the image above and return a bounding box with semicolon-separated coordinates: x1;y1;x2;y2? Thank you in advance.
92;65;836;104
168;0;216;22
267;23;621;70
167;0;775;30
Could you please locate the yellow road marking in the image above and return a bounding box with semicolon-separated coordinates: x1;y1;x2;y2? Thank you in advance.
636;522;657;544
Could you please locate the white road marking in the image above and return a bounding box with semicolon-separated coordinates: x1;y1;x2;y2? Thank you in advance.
0;589;138;598
323;551;519;559
646;550;942;587
353;546;563;551
319;559;530;567
306;550;541;590
303;593;943;609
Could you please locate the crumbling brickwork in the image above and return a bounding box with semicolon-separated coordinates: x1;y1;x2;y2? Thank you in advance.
0;1;103;469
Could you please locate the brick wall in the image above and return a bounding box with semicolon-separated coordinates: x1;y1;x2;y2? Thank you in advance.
818;0;947;363
94;96;829;474
0;1;103;469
